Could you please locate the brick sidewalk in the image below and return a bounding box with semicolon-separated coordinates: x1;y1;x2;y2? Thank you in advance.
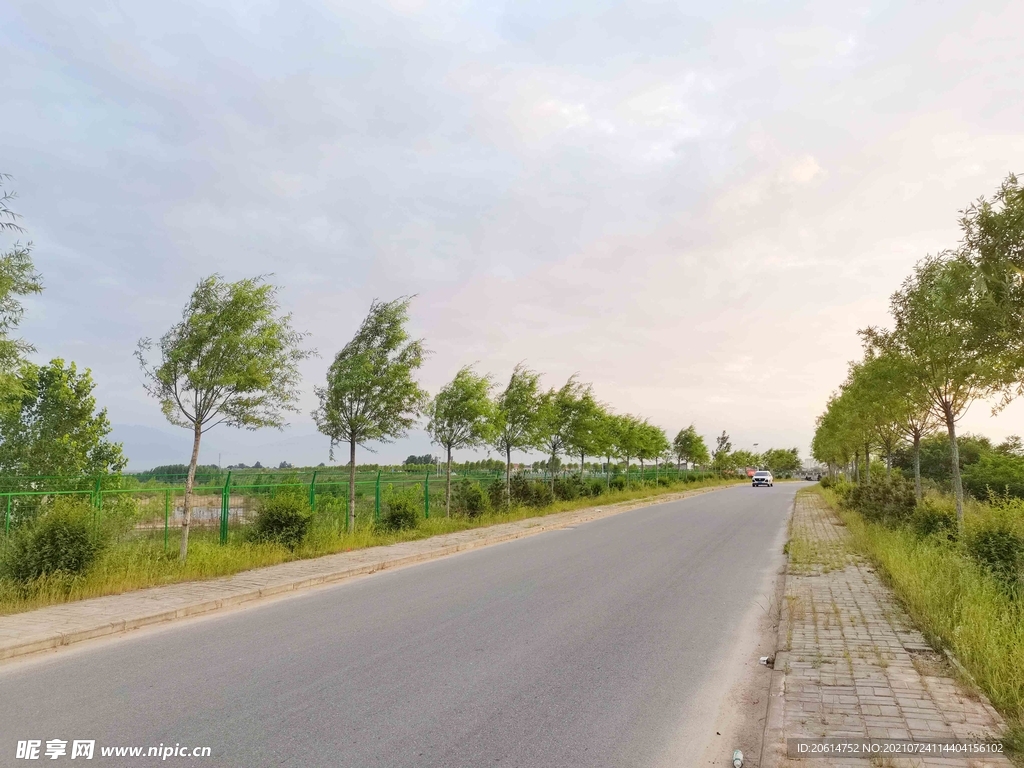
762;492;1012;768
0;485;729;663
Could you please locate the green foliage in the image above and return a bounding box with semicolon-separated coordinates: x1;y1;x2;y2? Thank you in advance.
134;464;223;483
490;364;544;497
762;447;802;474
507;474;554;507
844;475;917;526
249;495;312;550
588;479;606;496
963;452;1024;500
910;500;958;540
673;424;710;467
609;476;626;491
0;359;125;476
378;488;420;531
451;479;487;517
426;366;494;458
712;430;733;470
553;474;586;501
892;433;995;485
965;520;1024;590
2;497;105;582
0;174;43;395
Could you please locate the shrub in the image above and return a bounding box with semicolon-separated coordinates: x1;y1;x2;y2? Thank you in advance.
528;480;554;508
249;495;312;550
962;453;1024;500
588;479;606;497
965;520;1024;589
911;500;958;541
657;476;671;487
488;479;509;510
820;475;835;489
378;489;419;531
609;477;626;492
845;476;916;526
452;480;487;517
553;475;586;501
3;497;106;582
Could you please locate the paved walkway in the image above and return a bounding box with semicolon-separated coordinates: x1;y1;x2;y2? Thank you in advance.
0;485;728;663
763;491;1012;768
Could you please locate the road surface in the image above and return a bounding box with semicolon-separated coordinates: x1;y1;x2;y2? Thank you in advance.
0;483;801;767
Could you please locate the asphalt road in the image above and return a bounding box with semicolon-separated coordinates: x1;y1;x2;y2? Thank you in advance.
0;483;800;767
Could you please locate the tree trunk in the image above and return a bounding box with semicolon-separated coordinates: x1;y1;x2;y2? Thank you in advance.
943;404;965;534
581;450;586;479
854;449;860;483
505;446;512;508
550;452;556;492
864;441;871;485
348;438;357;532
445;445;452;518
179;421;203;561
913;431;922;502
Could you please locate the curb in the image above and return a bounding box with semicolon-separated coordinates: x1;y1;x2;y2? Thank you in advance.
0;484;735;663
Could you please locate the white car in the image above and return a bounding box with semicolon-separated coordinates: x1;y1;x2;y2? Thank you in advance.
752;471;773;487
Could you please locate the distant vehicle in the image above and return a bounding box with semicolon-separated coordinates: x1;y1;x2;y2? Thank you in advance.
752;471;773;488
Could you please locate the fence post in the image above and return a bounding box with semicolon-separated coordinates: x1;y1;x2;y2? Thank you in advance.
309;470;318;513
220;471;232;545
164;488;170;553
374;470;381;522
424;472;430;519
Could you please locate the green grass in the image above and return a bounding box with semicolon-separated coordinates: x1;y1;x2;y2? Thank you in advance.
811;486;1024;737
0;476;739;616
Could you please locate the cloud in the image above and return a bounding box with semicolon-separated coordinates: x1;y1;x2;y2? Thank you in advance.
1;0;1023;466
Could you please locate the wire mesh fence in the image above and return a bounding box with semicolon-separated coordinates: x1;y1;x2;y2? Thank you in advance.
1;466;720;552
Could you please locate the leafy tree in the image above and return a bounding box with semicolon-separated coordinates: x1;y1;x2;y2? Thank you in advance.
425;365;494;516
0;359;125;476
313;297;428;532
730;449;759;472
489;364;544;502
673;424;709;470
610;414;644;485
137;275;311;560
636;422;669;478
404;454;436;466
864;253;1013;531
0;174;43;397
537;375;588;489
761;447;801;475
959;173;1024;302
278;461;293;469
996;435;1024;457
712;430;732;471
560;381;607;479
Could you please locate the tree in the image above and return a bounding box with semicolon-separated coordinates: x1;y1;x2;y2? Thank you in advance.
761;447;801;475
637;421;669;478
0;174;43;397
562;385;607;477
313;297;428;532
864;253;1013;531
404;454;436;466
490;364;544;502
610;414;644;485
536;375;588;489
730;449;759;472
425;366;494;516
0;359;125;476
673;424;708;470
712;430;732;471
137;275;311;560
959;173;1024;302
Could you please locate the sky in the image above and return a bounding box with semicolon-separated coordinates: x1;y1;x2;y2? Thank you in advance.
1;0;1023;469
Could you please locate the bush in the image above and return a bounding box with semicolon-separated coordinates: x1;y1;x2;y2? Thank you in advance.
588;479;607;497
962;453;1024;500
3;497;106;582
378;489;419;531
911;501;958;541
249;495;312;549
657;476;671;487
845;476;916;526
965;520;1024;589
553;475;586;501
488;479;509;510
609;477;626;492
528;481;554;508
452;480;487;517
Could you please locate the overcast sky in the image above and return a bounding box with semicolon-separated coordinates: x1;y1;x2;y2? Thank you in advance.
2;0;1023;469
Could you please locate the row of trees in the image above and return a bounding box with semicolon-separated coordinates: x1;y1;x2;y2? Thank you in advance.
812;173;1024;532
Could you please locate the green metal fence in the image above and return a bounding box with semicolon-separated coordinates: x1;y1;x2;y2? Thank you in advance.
1;466;720;552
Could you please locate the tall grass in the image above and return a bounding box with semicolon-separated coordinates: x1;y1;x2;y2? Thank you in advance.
814;487;1024;726
0;476;738;616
